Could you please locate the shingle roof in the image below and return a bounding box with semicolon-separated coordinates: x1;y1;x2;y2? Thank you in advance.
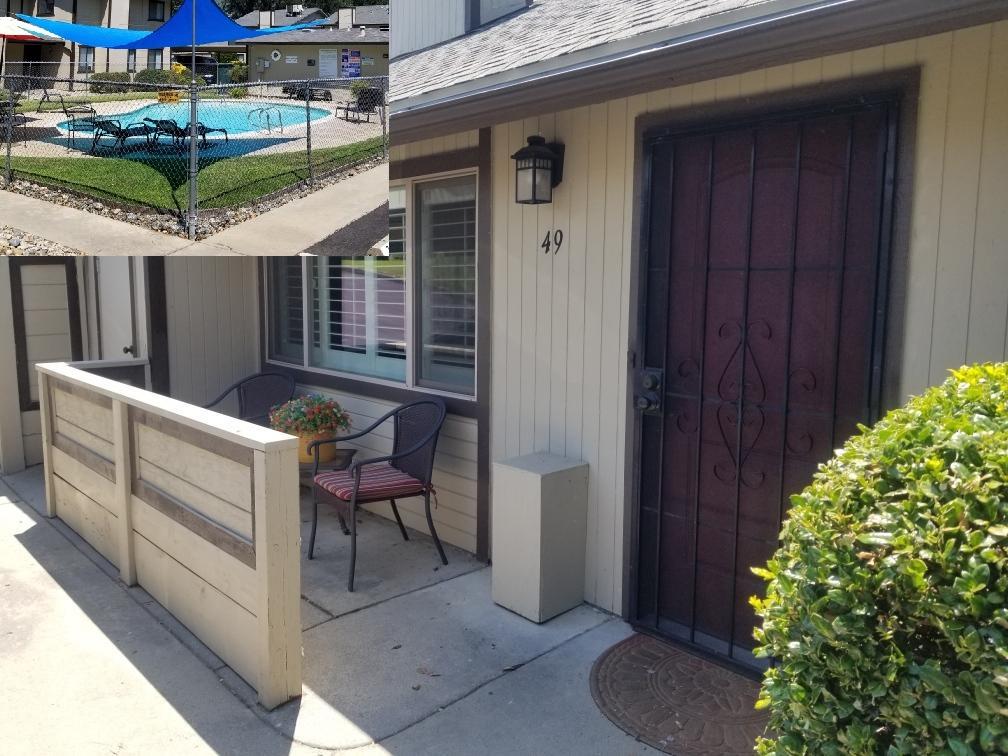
354;5;390;25
391;0;777;102
235;6;325;28
235;27;389;44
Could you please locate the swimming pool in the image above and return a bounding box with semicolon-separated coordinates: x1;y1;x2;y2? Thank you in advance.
59;100;332;135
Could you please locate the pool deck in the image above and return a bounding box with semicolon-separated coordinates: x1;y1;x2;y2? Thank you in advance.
10;96;382;159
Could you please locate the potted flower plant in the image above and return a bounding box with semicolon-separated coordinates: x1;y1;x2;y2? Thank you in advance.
269;393;351;464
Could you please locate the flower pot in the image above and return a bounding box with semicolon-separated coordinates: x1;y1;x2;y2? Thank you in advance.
297;432;340;465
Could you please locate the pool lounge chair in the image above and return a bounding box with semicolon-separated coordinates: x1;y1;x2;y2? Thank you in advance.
145;117;229;149
90;118;154;154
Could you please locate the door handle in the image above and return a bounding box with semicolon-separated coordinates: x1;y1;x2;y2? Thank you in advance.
634;368;663;415
123;345;136;355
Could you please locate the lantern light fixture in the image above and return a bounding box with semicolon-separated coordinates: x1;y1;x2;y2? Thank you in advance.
510;135;565;205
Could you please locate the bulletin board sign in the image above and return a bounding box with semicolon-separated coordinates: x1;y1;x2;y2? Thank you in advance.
341;48;362;78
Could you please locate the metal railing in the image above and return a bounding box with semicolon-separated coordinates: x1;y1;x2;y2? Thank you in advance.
2;72;388;239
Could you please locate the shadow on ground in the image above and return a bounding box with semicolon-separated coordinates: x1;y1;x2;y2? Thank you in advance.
2;467;650;754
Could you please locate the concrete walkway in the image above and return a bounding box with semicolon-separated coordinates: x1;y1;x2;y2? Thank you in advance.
0;467;660;755
0;163;388;256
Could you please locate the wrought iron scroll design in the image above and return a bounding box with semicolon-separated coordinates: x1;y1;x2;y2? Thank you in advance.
712;319;770;488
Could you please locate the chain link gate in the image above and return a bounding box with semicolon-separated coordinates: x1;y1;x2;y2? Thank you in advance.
2;69;388;238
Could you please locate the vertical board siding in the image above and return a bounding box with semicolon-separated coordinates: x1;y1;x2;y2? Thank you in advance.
391;0;465;58
470;21;1008;614
298;383;479;553
390;130;480;162
165;258;260;406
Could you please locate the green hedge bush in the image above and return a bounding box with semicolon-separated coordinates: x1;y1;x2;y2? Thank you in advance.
133;68;188;87
753;363;1008;755
88;72;131;94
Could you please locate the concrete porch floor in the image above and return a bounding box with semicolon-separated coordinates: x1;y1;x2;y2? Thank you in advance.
0;466;660;755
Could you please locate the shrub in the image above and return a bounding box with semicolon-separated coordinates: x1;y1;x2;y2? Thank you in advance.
268;394;350;436
752;363;1008;755
88;71;131;94
169;62;191;86
133;68;174;87
229;62;247;84
228;86;248;99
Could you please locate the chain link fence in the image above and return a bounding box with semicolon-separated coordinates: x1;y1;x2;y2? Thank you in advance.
2;71;388;238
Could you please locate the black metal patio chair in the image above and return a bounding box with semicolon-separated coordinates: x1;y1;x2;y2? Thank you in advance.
202;371;296;426
90;118;155;154
308;398;448;592
0;90;27;142
339;86;383;123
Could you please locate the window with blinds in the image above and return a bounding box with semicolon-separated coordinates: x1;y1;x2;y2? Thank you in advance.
307;254;407;382
267;257;304;363
415;176;477;394
265;175;477;398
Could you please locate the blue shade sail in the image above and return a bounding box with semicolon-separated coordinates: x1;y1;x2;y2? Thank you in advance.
18;0;324;49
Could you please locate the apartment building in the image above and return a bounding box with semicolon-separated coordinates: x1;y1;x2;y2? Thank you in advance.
1;0;168;79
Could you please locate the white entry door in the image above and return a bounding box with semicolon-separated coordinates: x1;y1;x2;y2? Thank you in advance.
319;48;340;78
96;258;136;359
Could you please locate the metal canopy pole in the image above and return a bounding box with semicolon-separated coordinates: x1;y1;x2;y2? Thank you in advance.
187;0;198;239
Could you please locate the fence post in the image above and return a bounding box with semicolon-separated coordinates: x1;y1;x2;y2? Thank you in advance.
36;371;57;518
187;81;198;239
253;443;302;709
382;78;389;160
112;399;137;586
4;93;12;187
305;81;314;187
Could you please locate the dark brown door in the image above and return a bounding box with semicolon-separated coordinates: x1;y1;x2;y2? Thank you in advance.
633;101;895;669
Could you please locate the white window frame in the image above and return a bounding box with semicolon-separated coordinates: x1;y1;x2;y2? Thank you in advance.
262;167;479;403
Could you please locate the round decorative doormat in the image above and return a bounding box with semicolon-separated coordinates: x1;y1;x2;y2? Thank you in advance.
590;633;769;755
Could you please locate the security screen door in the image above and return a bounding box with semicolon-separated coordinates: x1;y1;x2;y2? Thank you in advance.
633;99;896;669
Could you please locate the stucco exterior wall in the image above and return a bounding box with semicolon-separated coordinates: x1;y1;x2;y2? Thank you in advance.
394;21;1008;615
247;43;388;82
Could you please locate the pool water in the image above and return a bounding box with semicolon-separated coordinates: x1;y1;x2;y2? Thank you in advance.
59;100;331;135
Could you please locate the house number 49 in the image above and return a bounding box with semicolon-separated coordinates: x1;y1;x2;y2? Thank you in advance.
541;230;564;255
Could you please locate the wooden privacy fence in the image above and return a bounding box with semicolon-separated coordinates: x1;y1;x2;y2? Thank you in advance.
35;362;302;709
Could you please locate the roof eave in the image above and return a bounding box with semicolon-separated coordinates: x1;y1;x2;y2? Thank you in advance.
391;0;1008;144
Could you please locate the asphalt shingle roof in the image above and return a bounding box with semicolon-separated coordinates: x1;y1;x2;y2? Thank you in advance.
235;6;325;28
354;4;390;25
391;0;776;102
235;27;389;44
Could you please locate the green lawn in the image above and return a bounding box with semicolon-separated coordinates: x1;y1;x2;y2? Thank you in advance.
10;136;384;212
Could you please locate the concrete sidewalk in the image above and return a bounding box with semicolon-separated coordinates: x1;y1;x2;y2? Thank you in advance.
0;163;388;256
0;467;659;755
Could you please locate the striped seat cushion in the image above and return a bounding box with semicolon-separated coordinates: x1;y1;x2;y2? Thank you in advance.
314;462;427;502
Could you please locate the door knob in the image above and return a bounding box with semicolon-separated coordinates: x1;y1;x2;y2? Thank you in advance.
123;345;136;355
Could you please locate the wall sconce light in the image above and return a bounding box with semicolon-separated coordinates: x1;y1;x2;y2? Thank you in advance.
511;135;565;205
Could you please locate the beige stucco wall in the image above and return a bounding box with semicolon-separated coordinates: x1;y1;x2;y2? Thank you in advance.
393;20;1008;615
247;43;388;82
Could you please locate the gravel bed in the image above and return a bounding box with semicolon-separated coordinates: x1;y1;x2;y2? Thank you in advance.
3;153;387;240
1;225;82;255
